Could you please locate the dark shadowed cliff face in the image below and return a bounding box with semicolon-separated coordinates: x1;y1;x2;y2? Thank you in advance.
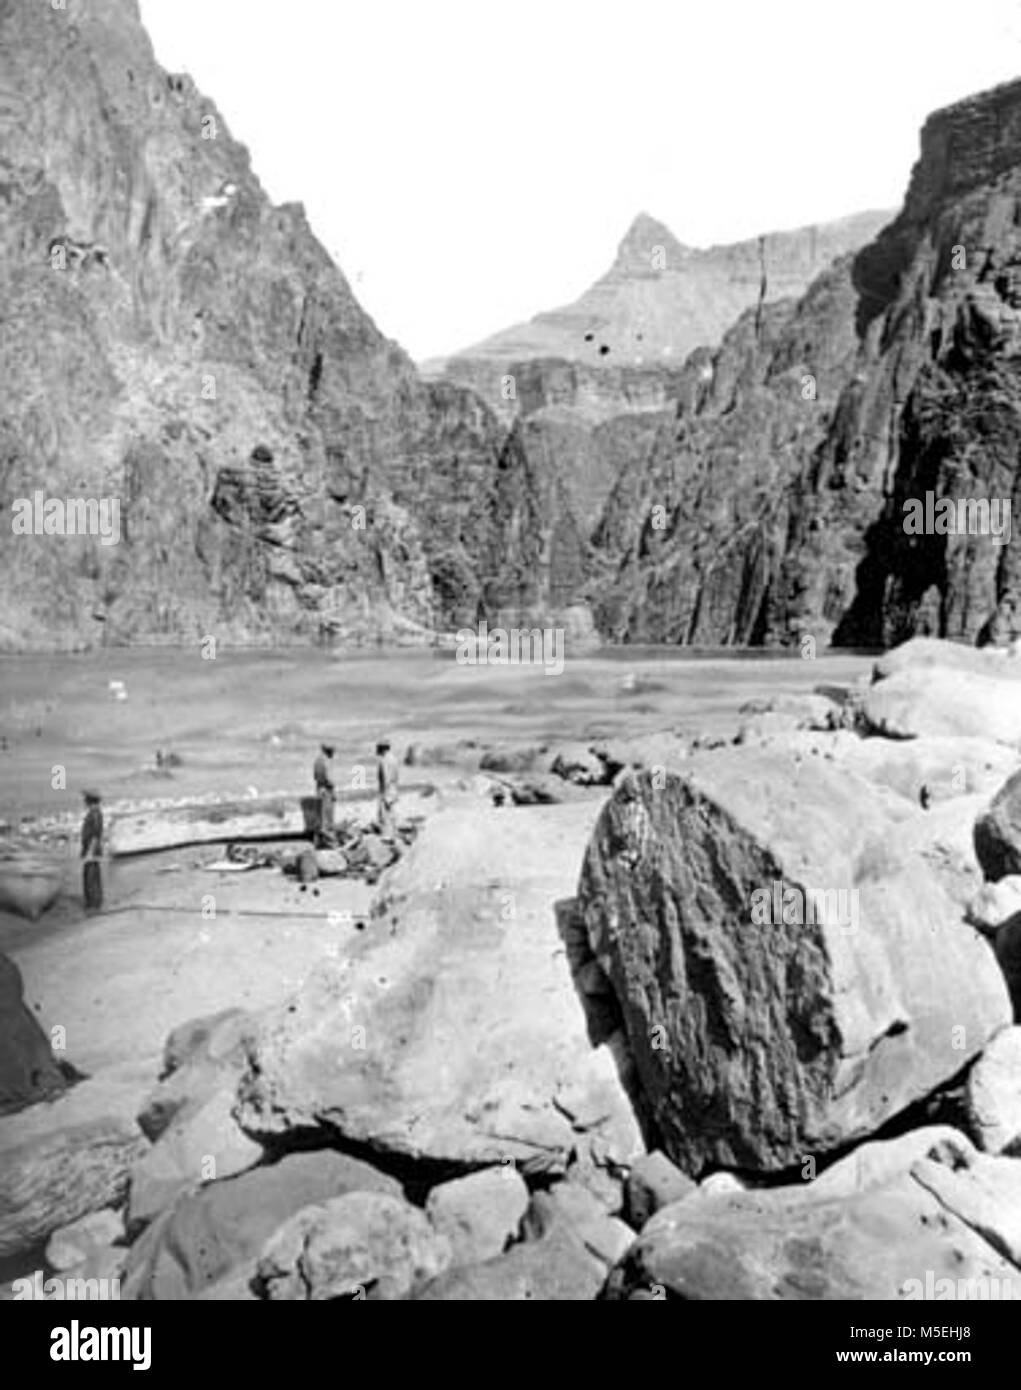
591;269;863;645
597;80;1021;649
784;81;1021;649
0;0;505;650
431;207;889;639
3;3;1016;654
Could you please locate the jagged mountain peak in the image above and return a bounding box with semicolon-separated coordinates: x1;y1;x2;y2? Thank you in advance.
608;212;692;275
431;206;892;416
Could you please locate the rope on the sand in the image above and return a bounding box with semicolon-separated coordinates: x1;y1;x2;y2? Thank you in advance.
92;903;370;922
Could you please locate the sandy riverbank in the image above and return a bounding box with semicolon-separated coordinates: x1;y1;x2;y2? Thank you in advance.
0;648;873;1083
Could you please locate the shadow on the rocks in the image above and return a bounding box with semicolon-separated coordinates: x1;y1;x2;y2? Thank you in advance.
554;894;660;1153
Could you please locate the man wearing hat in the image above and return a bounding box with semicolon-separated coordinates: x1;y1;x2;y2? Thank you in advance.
376;736;399;841
313;742;336;848
80;791;104;912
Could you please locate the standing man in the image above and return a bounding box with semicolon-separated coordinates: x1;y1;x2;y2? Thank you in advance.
313;742;336;848
80;790;104;913
376;736;399;841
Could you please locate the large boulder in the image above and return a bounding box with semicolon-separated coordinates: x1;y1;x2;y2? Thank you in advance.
625;1151;697;1229
412;1222;608;1301
965;1027;1021;1155
121;1149;402;1300
0;1068;149;1258
45;1208;124;1272
967;877;1021;934
862;669;1021;748
254;1191;452;1300
588;733;690;783
479;747;546;775
873;637;1021;683
236;804;644;1172
159;1008;252;1083
128;1010;262;1230
886;793;998;916
804;1125;973;1198
834;735;1017;805
608;1127;1020;1300
975;771;1021;881
523;1185;635;1269
577;747;1011;1174
0;951;67;1116
424;1167;530;1266
127;1086;263;1234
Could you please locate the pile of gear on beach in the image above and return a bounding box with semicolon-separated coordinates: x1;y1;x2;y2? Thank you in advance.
230;732;417;887
218;818;418;888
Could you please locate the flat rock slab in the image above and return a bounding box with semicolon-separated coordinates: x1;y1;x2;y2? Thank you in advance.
10;869;372;1075
577;747;1010;1174
751;731;1019;806
236;803;644;1171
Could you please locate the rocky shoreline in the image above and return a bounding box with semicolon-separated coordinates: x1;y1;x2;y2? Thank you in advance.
3;636;1021;1300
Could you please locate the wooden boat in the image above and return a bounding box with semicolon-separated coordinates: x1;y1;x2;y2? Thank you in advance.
0;850;64;920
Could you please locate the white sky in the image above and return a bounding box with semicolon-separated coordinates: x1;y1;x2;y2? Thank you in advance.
138;0;1021;361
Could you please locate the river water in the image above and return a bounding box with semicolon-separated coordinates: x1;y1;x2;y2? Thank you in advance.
0;646;875;822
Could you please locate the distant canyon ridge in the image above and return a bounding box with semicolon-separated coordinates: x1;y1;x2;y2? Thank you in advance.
0;0;1018;652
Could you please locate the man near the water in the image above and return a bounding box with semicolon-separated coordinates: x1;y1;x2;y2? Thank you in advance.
313;742;336;848
80;791;104;912
376;736;399;841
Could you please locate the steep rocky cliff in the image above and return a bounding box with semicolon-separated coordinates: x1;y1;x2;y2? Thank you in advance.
0;0;505;649
781;80;1021;648
430;208;890;635
593;80;1021;648
5;1;1016;654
